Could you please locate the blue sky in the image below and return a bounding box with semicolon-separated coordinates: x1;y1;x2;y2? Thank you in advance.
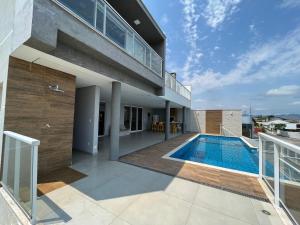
143;0;300;115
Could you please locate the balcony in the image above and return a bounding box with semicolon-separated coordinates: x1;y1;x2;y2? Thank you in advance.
165;72;191;100
54;0;163;76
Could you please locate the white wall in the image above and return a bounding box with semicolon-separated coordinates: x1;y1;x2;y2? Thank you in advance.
187;110;206;133
73;86;100;154
222;110;242;136
0;0;33;165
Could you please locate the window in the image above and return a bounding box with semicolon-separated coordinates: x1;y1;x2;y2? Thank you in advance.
58;0;95;26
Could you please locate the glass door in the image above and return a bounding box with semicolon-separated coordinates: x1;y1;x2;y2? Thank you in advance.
124;106;131;130
138;108;143;130
131;107;137;131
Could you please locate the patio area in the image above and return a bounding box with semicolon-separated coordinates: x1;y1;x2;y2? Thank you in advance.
120;133;268;200
97;131;181;158
34;149;284;225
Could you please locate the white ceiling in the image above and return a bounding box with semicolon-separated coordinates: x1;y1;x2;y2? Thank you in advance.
11;45;183;108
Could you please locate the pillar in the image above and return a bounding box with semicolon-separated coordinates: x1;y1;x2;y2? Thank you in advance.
165;100;170;140
110;81;121;160
182;107;186;133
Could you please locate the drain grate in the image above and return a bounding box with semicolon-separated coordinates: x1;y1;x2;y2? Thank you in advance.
262;210;271;215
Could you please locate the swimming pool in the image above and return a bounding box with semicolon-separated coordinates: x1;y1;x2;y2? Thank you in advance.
168;134;259;174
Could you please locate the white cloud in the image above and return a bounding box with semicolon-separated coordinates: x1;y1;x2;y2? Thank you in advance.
266;85;300;96
180;0;203;80
290;101;300;105
214;46;220;50
280;0;300;8
182;26;300;94
202;0;242;28
160;14;169;26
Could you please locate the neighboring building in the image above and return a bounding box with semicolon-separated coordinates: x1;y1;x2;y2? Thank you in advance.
0;0;191;175
188;109;242;136
242;114;253;138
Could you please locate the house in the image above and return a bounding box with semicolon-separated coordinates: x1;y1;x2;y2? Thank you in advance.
0;0;191;176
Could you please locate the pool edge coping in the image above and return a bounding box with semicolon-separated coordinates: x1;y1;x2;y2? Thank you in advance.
162;133;259;178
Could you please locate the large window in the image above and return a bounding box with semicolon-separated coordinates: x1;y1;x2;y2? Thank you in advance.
59;0;95;26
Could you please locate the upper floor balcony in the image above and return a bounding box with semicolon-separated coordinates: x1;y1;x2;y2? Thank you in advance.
165;72;191;100
54;0;164;76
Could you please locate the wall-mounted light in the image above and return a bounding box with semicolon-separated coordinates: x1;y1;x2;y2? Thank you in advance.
48;84;64;93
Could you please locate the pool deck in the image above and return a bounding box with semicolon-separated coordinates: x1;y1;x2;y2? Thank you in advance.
120;133;268;201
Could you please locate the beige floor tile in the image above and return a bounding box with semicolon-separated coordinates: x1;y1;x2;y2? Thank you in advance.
186;204;252;225
194;184;259;224
120;192;191;225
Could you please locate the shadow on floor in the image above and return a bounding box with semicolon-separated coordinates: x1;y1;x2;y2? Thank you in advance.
37;195;72;224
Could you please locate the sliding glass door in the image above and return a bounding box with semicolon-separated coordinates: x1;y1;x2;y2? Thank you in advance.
128;106;142;132
131;107;137;131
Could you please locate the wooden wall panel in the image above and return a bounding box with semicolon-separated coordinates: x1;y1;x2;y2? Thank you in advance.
5;57;76;176
206;110;222;134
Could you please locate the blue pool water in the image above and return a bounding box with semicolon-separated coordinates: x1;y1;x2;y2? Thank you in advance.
170;135;259;174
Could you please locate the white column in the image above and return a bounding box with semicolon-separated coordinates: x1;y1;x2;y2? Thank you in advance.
110;81;121;160
165;100;170;140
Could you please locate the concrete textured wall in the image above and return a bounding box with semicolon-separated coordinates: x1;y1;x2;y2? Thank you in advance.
222;110;242;136
0;0;33;167
73;86;100;154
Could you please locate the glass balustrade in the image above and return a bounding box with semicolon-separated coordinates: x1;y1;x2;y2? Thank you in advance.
259;133;300;225
1;131;40;224
165;72;191;100
56;0;163;76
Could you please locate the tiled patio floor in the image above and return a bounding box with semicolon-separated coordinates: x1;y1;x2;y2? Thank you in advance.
35;151;284;225
120;133;268;201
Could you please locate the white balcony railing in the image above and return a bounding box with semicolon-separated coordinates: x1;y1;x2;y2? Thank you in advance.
165;72;191;100
53;0;163;76
1;131;40;224
259;132;300;225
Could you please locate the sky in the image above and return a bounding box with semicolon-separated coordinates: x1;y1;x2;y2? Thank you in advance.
143;0;300;115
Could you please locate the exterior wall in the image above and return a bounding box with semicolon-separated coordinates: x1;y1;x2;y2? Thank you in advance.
188;110;206;133
73;86;100;154
0;0;33;168
222;110;242;136
5;58;76;175
28;0;163;92
187;110;242;136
